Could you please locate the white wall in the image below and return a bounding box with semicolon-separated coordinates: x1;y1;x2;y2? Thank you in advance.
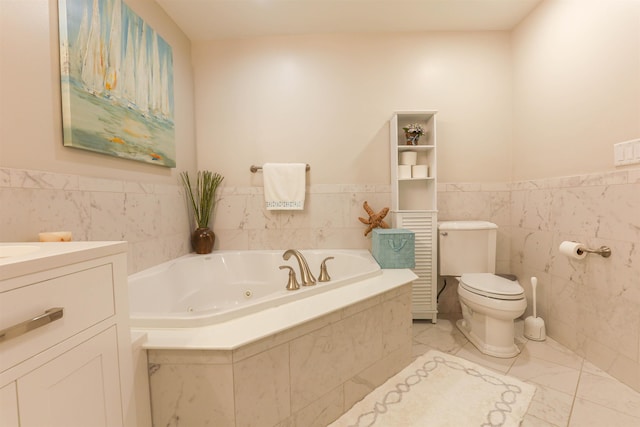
192;32;514;185
512;0;640;180
0;0;197;183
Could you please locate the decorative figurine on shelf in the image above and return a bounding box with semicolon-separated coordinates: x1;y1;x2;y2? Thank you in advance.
402;123;425;145
358;201;390;236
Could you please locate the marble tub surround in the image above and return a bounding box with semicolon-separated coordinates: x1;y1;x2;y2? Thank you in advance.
146;283;413;427
0;167;391;272
213;183;391;250
0;167;190;274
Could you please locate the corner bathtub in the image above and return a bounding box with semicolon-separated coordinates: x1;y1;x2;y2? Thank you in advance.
131;251;418;426
128;249;417;351
129;249;383;328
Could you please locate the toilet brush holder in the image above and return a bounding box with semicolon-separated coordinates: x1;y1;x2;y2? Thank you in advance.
524;277;546;341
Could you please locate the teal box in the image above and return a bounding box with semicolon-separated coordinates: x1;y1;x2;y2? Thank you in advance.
371;228;415;269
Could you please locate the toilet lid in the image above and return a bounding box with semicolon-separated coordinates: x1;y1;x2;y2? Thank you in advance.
460;273;524;300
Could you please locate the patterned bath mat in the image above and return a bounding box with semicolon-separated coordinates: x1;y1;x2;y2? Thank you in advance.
329;350;536;427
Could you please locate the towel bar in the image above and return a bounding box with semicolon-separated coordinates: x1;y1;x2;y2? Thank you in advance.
250;164;310;173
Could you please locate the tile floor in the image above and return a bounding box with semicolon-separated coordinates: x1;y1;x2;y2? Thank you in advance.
412;315;640;427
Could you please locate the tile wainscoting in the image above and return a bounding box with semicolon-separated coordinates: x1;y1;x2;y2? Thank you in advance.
437;169;640;392
509;169;640;393
3;166;638;391
213;183;392;251
0;167;392;273
0;167;190;274
436;182;513;316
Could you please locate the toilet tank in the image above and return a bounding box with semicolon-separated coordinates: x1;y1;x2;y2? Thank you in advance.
438;221;497;276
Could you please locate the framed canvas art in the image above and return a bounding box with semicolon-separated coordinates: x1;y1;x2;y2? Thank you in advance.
58;0;176;167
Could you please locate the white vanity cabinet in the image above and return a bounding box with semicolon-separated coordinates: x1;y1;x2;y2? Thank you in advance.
0;242;136;427
390;111;438;322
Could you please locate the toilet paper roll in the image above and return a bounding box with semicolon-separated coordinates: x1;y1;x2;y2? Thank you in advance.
559;241;586;260
412;165;429;178
399;151;417;165
398;165;412;179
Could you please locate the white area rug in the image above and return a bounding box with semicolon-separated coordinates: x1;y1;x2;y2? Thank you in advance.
330;350;536;427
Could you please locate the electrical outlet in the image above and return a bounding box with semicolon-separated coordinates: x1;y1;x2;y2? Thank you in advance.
614;139;640;166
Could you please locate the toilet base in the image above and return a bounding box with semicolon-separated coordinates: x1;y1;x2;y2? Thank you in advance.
456;318;520;359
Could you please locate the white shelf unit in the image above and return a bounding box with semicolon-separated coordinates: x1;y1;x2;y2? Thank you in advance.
389;111;438;322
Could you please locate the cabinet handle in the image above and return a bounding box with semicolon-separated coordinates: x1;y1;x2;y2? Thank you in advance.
0;307;64;343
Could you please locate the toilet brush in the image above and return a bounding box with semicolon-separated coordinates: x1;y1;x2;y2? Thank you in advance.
524;277;546;341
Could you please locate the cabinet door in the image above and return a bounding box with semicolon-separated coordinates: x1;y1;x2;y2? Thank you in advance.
393;212;438;321
0;382;19;427
18;327;123;427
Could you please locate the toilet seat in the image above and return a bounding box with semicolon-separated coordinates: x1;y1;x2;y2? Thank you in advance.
460;273;524;301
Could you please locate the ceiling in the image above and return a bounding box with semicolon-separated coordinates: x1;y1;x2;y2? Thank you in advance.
155;0;544;42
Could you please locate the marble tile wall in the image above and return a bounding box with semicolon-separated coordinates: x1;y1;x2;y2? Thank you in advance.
0;167;392;272
147;284;413;427
436;169;640;392
4;166;638;392
509;168;640;393
435;182;513;315
213;183;392;251
0;167;190;274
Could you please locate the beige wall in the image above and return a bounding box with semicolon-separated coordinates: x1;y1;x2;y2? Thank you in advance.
506;0;640;393
0;0;196;271
192;32;514;185
0;0;197;183
511;0;640;181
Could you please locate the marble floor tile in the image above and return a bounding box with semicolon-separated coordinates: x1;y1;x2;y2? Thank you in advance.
575;370;640;418
412;318;467;355
522;337;583;370
521;414;564;427
454;341;518;374
411;318;640;427
525;383;573;427
568;398;640;427
508;355;581;395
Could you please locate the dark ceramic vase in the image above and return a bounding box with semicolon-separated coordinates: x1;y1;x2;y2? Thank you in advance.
191;227;215;254
405;131;420;145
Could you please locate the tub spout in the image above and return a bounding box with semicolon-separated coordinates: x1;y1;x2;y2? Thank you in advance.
283;249;316;286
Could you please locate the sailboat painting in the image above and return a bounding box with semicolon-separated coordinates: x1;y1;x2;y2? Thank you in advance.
58;0;176;167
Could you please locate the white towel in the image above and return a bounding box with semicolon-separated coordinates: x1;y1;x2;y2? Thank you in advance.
263;163;306;210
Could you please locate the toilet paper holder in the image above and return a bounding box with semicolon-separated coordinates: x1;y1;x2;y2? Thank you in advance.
578;245;612;258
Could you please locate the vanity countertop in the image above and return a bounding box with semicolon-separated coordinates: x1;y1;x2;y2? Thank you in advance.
0;241;127;282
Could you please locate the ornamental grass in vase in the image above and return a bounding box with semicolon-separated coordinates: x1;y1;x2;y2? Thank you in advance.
180;170;224;254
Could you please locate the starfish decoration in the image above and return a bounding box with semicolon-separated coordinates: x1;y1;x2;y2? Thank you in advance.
358;201;390;236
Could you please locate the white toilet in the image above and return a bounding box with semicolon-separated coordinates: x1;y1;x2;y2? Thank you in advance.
438;221;527;358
